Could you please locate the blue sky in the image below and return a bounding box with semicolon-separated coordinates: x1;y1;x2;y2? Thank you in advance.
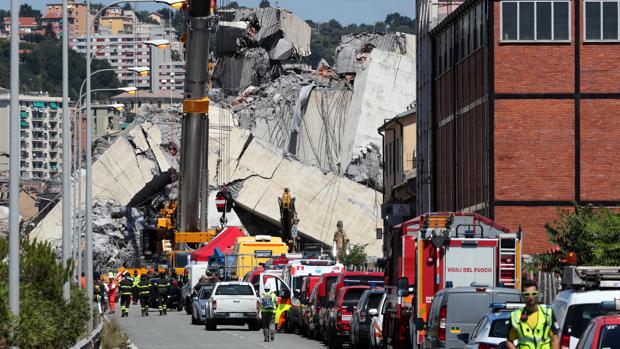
16;0;415;25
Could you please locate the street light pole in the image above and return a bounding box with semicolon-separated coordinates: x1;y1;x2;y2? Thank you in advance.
62;0;71;302
9;0;21;346
85;0;94;328
82;0;181;327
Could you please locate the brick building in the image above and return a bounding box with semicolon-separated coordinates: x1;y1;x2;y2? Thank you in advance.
418;0;620;253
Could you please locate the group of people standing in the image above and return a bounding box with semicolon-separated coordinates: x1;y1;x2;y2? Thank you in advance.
88;270;180;317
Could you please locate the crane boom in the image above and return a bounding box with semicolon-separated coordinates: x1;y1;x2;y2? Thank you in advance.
177;0;214;235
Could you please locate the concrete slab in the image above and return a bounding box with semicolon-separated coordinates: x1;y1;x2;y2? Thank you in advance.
210;128;383;256
31;124;165;242
335;33;415;74
234;8;311;57
339;49;416;169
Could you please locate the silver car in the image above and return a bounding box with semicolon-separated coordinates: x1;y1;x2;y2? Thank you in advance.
459;308;515;349
191;285;214;325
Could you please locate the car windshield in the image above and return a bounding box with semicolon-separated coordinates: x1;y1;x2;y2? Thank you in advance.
489;317;512;338
599;324;620;349
343;289;367;307
199;286;214;299
564;304;615;339
292;276;304;294
366;293;384;310
215;284;254;296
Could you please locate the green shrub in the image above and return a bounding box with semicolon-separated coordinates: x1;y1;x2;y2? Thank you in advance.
0;238;90;347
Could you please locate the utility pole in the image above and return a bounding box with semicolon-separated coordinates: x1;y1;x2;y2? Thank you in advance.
61;0;72;302
9;0;21;346
85;0;94;329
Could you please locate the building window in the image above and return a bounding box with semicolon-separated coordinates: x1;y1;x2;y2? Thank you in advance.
501;1;570;41
585;1;619;40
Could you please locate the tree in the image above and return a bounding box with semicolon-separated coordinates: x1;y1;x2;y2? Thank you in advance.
259;0;271;8
122;3;133;10
136;10;159;24
19;4;42;20
0;238;89;347
538;205;620;272
338;243;368;269
0;39;120;100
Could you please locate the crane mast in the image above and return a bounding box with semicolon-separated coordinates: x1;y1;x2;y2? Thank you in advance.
177;0;215;238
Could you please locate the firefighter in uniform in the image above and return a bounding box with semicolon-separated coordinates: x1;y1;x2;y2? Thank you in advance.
506;279;559;349
119;273;134;317
138;274;150;316
157;272;170;315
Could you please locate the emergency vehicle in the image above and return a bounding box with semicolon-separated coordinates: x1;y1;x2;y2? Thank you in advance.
282;259;344;332
383;212;522;349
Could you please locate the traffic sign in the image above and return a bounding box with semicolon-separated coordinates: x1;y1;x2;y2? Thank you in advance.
291;224;298;239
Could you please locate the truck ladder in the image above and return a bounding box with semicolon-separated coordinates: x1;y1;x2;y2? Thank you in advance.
498;234;518;287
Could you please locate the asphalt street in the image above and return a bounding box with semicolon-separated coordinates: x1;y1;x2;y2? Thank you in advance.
114;304;326;349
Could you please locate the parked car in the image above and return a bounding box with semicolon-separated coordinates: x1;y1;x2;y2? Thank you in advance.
350;289;384;349
575;301;620;349
420;285;522;349
327;285;371;349
552;289;620;349
306;283;321;339
204;282;261;331
458;303;524;349
370;293;387;349
191;284;214;325
299;275;321;336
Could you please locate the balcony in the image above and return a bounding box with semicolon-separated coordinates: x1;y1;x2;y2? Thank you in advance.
32;123;47;131
20;162;30;169
32;143;46;150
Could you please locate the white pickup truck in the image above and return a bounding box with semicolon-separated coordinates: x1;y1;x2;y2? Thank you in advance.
205;281;261;331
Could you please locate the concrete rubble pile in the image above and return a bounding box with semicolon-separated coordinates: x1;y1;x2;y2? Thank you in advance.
224;29;416;190
214;7;311;94
91;199;145;270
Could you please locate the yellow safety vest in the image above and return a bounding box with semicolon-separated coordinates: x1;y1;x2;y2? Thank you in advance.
510;305;553;349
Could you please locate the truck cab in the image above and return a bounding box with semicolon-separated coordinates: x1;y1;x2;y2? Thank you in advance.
234;235;289;277
383;212;522;349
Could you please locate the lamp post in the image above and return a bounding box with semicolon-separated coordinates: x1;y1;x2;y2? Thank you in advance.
62;0;71;301
9;0;21;345
84;0;183;325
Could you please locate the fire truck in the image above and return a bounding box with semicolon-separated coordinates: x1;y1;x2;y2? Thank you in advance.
382;212;522;349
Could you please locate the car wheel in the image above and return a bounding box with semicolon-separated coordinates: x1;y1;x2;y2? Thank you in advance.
249;320;261;331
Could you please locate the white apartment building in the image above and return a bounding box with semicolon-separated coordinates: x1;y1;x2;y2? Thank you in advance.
0;89;65;180
70;24;185;92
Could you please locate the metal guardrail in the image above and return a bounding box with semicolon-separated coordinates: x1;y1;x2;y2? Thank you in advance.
69;319;104;349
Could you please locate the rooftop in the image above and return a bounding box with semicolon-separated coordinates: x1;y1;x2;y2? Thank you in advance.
4;17;37;27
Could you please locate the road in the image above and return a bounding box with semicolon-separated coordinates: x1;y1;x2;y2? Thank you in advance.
114;305;325;349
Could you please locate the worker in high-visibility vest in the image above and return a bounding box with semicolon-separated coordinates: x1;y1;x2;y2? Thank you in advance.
119;273;134;317
506;279;559;349
132;271;141;304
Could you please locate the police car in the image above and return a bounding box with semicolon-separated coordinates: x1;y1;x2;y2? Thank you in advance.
551;266;620;349
459;303;524;349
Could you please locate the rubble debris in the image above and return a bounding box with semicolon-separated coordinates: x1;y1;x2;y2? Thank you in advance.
91;199;145;271
345;144;383;189
233;8;311;58
335;32;414;74
214;48;271;95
